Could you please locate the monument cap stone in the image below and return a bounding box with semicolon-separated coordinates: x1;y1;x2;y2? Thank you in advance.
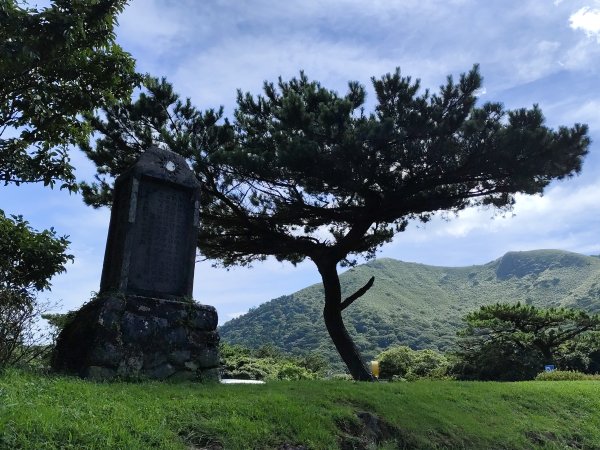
100;145;201;300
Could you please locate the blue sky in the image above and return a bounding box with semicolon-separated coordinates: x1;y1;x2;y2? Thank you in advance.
2;0;600;324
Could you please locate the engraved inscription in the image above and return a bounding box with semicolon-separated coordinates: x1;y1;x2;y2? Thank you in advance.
128;178;193;296
128;179;139;223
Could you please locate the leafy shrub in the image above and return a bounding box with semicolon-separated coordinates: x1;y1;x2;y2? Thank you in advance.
222;357;277;380
378;346;414;379
377;346;448;380
554;333;600;373
297;352;329;375
411;349;449;378
329;373;353;381
0;212;72;370
535;370;600;381
219;343;324;381
42;310;77;335
275;363;316;380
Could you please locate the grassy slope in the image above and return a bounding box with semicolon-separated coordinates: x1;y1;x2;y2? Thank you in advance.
220;250;600;368
2;370;600;449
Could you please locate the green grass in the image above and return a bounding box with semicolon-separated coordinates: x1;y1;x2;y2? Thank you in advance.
2;370;600;449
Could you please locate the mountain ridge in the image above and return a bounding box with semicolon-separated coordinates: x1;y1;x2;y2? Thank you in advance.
219;249;600;369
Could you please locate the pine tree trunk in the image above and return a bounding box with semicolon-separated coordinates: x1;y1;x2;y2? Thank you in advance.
316;260;374;381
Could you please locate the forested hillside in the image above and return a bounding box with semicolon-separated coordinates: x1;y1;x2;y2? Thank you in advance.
219;250;600;369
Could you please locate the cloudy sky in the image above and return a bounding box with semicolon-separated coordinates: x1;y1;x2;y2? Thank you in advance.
2;0;600;323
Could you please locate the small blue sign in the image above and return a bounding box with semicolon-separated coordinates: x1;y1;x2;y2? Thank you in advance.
544;365;556;372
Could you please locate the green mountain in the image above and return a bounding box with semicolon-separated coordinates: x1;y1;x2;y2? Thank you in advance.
219;250;600;368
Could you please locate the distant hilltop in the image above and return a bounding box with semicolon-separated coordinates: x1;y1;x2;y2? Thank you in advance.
219;250;600;368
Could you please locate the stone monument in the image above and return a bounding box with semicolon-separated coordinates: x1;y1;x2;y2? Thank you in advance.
52;146;220;380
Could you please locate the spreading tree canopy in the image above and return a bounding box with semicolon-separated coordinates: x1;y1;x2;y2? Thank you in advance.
0;0;137;190
82;67;590;380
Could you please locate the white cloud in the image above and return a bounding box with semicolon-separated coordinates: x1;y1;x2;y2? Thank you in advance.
558;99;600;129
386;175;600;263
118;0;183;44
114;0;600;103
116;0;191;72
561;37;600;72
512;40;563;83
570;6;600;40
172;36;401;111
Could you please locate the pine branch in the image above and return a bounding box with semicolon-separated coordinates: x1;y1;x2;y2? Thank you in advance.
340;276;375;311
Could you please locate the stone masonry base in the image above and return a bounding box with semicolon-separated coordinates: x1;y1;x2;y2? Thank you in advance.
52;294;220;381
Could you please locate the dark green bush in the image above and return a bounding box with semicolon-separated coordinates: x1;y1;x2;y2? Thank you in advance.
377;346;448;380
452;338;544;381
453;303;600;381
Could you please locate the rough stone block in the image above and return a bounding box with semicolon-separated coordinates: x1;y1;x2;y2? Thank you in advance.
52;294;220;381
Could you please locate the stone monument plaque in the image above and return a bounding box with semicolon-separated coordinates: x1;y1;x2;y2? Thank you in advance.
100;146;199;299
52;146;220;381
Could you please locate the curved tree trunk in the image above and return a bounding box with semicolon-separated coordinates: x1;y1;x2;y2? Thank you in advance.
316;260;374;381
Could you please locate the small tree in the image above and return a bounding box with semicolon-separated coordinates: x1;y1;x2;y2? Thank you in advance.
377;345;448;380
1;0;137;189
0;1;137;370
81;67;589;380
0;211;71;369
454;303;600;380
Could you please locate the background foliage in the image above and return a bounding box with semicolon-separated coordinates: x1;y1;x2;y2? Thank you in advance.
219;343;327;381
453;302;600;381
220;250;600;370
0;0;137;189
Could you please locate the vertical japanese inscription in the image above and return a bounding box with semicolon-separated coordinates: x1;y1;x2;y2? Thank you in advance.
128;177;194;297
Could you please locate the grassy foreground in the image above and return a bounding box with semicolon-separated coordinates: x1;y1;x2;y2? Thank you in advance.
1;370;600;449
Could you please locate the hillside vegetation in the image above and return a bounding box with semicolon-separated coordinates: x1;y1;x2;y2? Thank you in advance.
220;250;600;368
2;370;600;449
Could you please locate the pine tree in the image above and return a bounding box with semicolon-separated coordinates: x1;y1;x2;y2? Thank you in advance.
82;67;590;380
455;303;600;380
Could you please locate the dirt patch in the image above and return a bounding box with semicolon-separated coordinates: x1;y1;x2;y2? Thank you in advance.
337;410;412;449
525;430;584;449
525;430;559;446
178;427;223;450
